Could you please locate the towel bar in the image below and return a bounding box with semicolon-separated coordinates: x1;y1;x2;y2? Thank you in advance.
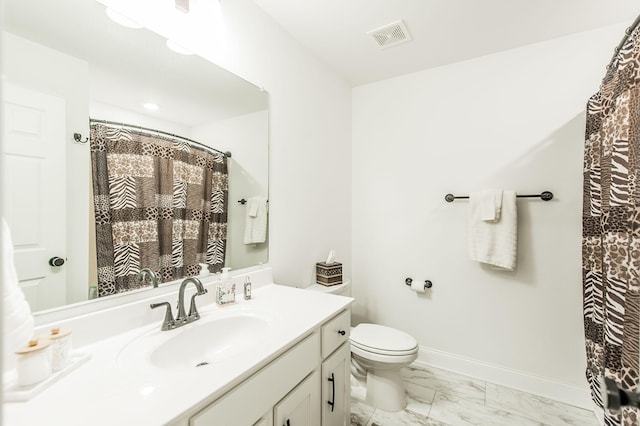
238;198;269;205
444;191;553;203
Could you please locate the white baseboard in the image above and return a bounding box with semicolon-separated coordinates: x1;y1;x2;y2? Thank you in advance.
415;346;595;410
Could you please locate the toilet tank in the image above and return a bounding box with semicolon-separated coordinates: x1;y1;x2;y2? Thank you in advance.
306;279;351;297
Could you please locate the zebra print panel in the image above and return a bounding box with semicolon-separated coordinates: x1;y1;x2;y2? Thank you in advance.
583;270;599;321
172;238;184;268
112;243;140;278
590;165;603;216
610;138;630;206
604;275;627;347
173;181;187;209
207;238;225;266
211;190;225;214
109;176;137;210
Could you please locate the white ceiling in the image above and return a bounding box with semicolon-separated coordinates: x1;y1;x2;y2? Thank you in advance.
253;0;640;87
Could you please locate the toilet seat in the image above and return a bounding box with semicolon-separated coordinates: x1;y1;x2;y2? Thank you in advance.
350;323;418;356
350;340;417;357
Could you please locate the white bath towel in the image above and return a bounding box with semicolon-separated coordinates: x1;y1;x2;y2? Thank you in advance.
243;196;268;244
468;190;517;271
1;217;34;375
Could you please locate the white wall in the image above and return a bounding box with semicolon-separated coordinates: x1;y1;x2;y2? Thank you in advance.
352;24;626;407
183;0;353;286
89;100;191;137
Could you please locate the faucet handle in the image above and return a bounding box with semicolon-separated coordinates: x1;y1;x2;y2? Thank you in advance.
150;302;176;331
188;288;208;320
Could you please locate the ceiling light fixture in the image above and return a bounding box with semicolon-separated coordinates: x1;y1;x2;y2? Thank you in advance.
175;0;190;13
166;39;194;55
105;8;143;29
143;103;159;111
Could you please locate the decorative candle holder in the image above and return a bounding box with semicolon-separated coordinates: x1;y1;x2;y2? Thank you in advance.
48;328;72;372
15;339;52;387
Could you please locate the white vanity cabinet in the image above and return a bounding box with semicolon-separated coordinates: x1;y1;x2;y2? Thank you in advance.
188;332;320;426
3;281;355;426
186;309;351;426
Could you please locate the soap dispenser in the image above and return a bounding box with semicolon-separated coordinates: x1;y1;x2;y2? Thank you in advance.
216;267;236;305
198;263;209;278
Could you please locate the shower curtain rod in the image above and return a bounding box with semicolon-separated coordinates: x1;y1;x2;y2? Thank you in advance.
607;13;640;72
89;118;231;158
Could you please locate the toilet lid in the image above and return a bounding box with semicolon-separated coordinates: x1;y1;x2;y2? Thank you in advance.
350;323;417;354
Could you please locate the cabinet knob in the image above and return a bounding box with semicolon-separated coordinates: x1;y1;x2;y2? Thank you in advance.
49;257;65;267
338;330;346;336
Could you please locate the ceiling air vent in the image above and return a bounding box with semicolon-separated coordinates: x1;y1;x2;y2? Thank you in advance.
367;20;412;49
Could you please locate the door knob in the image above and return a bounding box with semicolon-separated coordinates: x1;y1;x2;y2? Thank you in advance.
49;257;65;267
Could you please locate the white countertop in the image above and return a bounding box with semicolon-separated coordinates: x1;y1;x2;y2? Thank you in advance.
4;283;353;426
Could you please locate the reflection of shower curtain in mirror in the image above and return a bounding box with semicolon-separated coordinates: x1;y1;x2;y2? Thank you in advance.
583;23;640;426
90;123;228;296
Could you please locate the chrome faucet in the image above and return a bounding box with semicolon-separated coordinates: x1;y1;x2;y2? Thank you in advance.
137;268;159;288
176;277;208;324
149;277;208;331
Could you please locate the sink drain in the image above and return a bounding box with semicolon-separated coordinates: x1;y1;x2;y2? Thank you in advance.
195;361;209;367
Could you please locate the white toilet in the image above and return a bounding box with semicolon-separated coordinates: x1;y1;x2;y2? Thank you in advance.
306;280;419;412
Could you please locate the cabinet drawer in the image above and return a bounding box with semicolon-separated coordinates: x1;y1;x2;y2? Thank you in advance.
321;310;350;359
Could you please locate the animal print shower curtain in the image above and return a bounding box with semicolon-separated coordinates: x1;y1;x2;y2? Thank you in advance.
90;123;228;297
583;24;640;426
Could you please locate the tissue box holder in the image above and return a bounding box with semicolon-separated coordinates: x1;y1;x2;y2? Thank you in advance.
316;262;343;286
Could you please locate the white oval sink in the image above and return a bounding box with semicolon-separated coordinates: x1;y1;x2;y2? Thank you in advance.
118;309;275;370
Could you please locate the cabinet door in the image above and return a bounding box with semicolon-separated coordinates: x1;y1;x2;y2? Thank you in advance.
274;370;320;426
321;343;350;426
252;412;273;426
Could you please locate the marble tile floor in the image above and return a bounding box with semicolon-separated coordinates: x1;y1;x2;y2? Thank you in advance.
350;364;600;426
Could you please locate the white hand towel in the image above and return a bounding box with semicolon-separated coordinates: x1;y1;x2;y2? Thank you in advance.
1;217;35;375
247;198;259;218
468;190;517;271
243;196;268;244
478;189;503;222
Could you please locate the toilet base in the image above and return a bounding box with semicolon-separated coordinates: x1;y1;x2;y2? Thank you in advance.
364;368;407;412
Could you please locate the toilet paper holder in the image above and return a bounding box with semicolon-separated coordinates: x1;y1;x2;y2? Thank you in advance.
405;278;433;290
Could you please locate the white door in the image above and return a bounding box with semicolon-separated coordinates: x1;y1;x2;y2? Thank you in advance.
2;83;67;311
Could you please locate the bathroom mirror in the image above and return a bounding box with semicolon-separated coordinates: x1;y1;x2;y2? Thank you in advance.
2;0;269;313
